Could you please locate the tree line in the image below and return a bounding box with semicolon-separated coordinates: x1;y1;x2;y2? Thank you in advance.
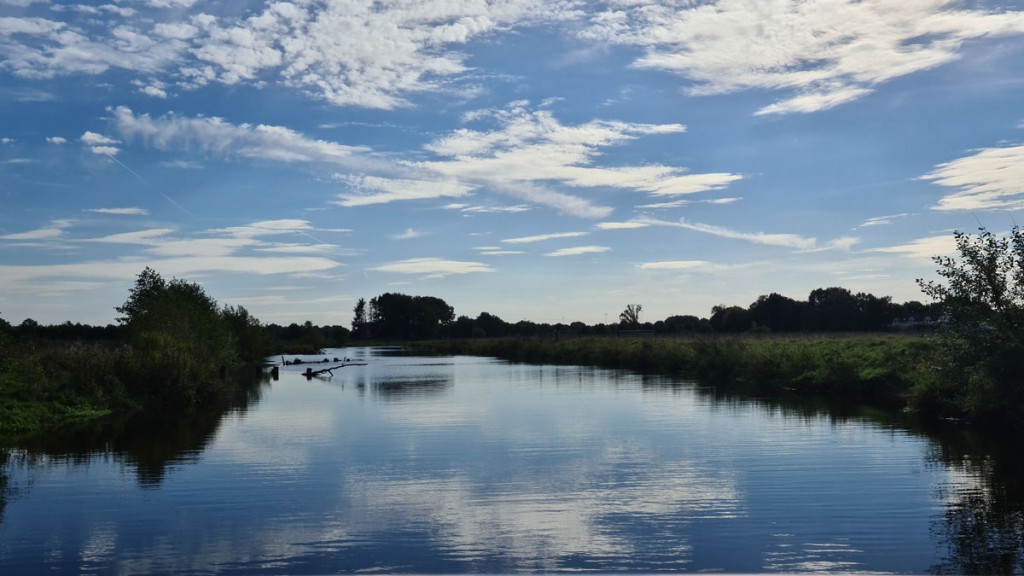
344;287;942;341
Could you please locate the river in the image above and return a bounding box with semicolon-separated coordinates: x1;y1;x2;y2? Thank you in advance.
1;347;1022;573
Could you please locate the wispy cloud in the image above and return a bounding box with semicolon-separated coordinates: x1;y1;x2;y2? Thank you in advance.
545;246;610;257
638;197;742;210
596;221;651;230
334;175;472;207
503;231;588;244
859;213;912;228
602;216;818;250
111;106;369;165
421;102;740;218
923;145;1024;211
639;261;711;270
872;234;957;261
369;257;494;278
392;228;423;240
581;0;1024;115
85;207;148;216
0;219;73;241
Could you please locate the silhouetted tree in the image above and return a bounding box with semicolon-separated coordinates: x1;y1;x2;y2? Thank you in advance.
807;287;860;331
619;304;642;327
748;293;803;332
369;293;454;339
351;298;368;339
710;305;751;333
475;312;507;337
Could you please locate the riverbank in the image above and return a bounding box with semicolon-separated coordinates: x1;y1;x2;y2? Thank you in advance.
0;339;267;440
414;333;938;412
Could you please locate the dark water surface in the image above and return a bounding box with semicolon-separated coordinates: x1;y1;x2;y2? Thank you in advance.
2;347;1022;573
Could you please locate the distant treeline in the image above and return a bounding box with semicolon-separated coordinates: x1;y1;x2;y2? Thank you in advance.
347;286;942;341
5;285;938;350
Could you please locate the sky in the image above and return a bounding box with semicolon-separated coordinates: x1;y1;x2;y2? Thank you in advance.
2;0;1024;328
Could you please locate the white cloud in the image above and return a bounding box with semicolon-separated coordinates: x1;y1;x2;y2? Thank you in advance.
0;219;72;241
80;131;121;155
445;203;531;214
859;213;911;228
334;174;473;207
369;257;494;277
46;136;67;144
673;218;817;250
581;0;1024;115
0;14;189;79
421;104;738;218
110;106;369;165
0;0;570;109
597;221;652;230
183;1;542;107
0;256;340;288
923;145;1024;211
545;245;610;257
85;207;149;216
503;231;588;244
638;197;742;209
872;234;957;261
639;261;710;270
608;216;818;250
86;228;175;244
392;228;423;240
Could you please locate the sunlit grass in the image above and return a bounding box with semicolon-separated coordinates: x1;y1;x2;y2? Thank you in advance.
416;333;938;408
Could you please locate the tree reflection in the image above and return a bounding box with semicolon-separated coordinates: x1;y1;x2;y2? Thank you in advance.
926;428;1024;574
7;375;268;489
644;373;1024;574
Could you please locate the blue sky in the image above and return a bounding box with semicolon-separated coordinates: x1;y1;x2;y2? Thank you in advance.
2;0;1024;327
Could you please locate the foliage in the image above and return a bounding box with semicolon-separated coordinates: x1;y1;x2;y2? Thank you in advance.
415;333;929;410
0;269;281;437
368;293;454;339
351;298;368;339
619;304;642;327
918;226;1024;428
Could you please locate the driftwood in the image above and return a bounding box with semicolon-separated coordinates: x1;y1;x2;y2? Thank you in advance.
303;361;367;379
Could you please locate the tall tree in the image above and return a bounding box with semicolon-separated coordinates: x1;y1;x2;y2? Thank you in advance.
918;226;1024;426
619;304;642;327
352;298;368;339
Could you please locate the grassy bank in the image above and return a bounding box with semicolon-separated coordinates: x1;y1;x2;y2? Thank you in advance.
0;339;269;439
415;333;938;410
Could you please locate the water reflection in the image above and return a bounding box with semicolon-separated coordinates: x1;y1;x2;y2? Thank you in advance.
925;427;1024;574
7;374;268;488
2;349;1024;573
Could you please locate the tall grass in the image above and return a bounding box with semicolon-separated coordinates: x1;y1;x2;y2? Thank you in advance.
417;333;938;410
0;338;264;437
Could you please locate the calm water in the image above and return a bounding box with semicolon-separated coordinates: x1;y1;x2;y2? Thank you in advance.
2;347;1022;574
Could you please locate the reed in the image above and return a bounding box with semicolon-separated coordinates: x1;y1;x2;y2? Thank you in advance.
416;333;938;410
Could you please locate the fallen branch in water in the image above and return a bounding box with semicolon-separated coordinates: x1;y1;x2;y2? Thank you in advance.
303;362;367;378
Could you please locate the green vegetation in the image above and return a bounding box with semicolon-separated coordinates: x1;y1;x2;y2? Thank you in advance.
916;226;1024;430
415;333;935;409
3;227;1022;437
0;268;278;438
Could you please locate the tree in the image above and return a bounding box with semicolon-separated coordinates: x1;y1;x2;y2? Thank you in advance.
748;293;803;332
369;293;454;339
918;226;1024;427
352;298;368;339
619;304;642;327
807;287;860;331
710;305;751;333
